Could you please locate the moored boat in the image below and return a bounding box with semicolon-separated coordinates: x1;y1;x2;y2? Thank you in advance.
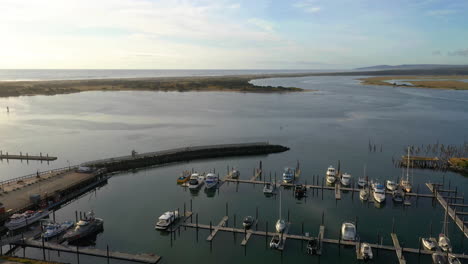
270;235;281;249
341;222;356;241
294;184;307;198
155;211;179;230
448;254;461;264
42;220;74;240
275;188;286;233
326;166;336;184
176;171;191;184
188;173;204;190
439;233;452;252
360;243;373;260
422;237;437;250
341;173;351;186
263;182;275;194
230;169;240;179
386;180;397;191
373;183;386;203
282;167;294;183
359;188;369;201
400;146;413;192
63;212;103;242
5;210;50;230
432;252;448;264
242;216;254;229
306;238;319;255
205;173;218;189
392;188;405;203
357;177;367;188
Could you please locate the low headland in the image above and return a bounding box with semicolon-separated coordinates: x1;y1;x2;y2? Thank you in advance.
359;75;468;90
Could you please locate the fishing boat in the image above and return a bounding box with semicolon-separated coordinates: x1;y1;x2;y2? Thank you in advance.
294;184;307;198
306;238;319;255
155;211;179;230
359;188;369;201
373;183;386;203
360;243;373;260
340;173;351;186
326;166;336;184
386;180;397;191
176;171;190;184
63;212;103;242
188;173;204;190
341;222;356;241
5;210;50;230
422;237;437;250
242;216;254;229
275;189;286;233
230;168;240;179
205;173;218;189
448;254;461;264
263;182;275;194
432;252;448;264
400;147;413;192
282;167;294;183
392;188;405;203
270;235;281;249
439;207;452;252
42;221;74;240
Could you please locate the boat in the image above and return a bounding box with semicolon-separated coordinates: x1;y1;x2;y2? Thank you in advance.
340;173;351;186
386;180;397;191
275;188;286;233
357;165;368;188
306;238;319;255
188;173;204;190
360;243;373;260
263;182;275;194
341;222;356;241
432;252;448;264
155;211;179;230
242;216;254;229
400;146;413;192
270;235;281;249
294;184;307;198
326;166;336;184
42;221;74;240
392;188;405;203
230;168;240;179
359;188;369;201
63;212;103;242
448;254;461;264
373;183;386;203
422;237;437;250
205;173;218;189
176;171;190;184
5;210;50;230
282;167;294;183
439;207;452;252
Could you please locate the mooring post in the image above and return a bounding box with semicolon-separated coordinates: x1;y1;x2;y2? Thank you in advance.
322;211;324;225
234;214;236;228
256;206;259;221
76;246;80;264
42;236;46;260
226;202;228;217
355;216;358;233
266;221;268;247
287;209;290;222
75;211;78;222
430;220;433;237
190;199;193;212
53;210;56;222
196;213;198;230
79;211;82;220
418;237;421;258
106;245;110;264
392;217;395;233
210;221;212;234
321;178;324;200
184;203;186;217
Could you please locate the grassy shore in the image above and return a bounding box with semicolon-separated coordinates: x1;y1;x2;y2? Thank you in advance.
0;75;309;98
359;75;468;90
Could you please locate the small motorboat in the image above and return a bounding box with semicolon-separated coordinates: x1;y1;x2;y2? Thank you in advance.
373;183;386;203
386;180;397;191
357;177;367;188
439;233;452;252
205;173;218;189
422;237;437;250
360;188;369;201
340;173;351;186
275;219;286;233
155;211;179;230
432;252;448;264
5;210;50;230
242;216;254;229
326;166;336;184
360;243;373;260
294;184;307;198
263;183;275;194
42;221;74;240
282;167;294;183
176;171;190;184
63;212;103;242
270;235;281;249
448;254;461;264
341;222;356;241
392;189;405;203
230;169;240;179
188;173;204;190
306;238;319;255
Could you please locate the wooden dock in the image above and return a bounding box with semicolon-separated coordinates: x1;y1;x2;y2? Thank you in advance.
390;233;406;264
335;183;341;200
0;152;57;161
207;216;228;241
426;183;468;238
317;225;324;255
13;239;161;263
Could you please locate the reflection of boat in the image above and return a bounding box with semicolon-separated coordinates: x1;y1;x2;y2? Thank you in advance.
294;184;307;198
177;171;191;184
306;238;319;255
360;243;373;260
341;173;351;186
386;180;397;191
63;212;103;242
43;221;74;240
242;216;254;229
400;147;412;192
263;183;275;194
359;188;369;201
188;173;204;190
275;189;286;233
282;167;294;183
326;166;336;184
392;188;405;203
448;254;461;264
341;222;356;241
6;210;50;230
270;235;281;249
205;173;218;189
422;237;437;250
432;252;448;264
155;211;179;230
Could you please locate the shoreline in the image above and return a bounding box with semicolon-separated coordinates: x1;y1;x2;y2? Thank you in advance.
359;75;468;90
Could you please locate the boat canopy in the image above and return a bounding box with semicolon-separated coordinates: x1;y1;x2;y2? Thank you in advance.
159;212;174;220
77;220;89;226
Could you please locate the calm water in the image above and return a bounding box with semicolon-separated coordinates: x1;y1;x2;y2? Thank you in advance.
1;75;467;263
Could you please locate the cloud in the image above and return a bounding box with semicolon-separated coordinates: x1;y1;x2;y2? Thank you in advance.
248;18;274;32
447;49;468;57
293;0;321;13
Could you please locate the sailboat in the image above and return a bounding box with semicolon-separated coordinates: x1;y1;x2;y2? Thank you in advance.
400;146;412;192
438;207;452;252
275;188;286;233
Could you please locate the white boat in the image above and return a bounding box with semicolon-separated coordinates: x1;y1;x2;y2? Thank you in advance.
270;235;281;249
5;210;50;230
205;173;218;189
448;254;461;264
359;188;369;201
422;237;437;250
432;252;448;264
326;166;336;184
439;207;452;252
400;147;413;192
263;183;275;194
357;177;367;188
230;169;240;179
242;216;254;228
275;188;286;233
155;211;179;230
42;220;74;240
188;173;204;189
392;188;405;203
282;167;294;183
341;222;356;241
373;183;386;203
360;243;373;260
386;180;397;191
341;173;351;186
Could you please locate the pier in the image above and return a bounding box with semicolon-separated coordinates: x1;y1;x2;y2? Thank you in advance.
0;152;57;161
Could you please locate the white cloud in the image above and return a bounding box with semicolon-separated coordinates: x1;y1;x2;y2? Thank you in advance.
248;18;275;32
293;0;321;13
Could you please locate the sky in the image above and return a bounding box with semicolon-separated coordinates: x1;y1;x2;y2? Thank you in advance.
1;0;468;69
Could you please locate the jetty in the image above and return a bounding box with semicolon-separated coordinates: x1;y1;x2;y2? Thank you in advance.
0;151;57;161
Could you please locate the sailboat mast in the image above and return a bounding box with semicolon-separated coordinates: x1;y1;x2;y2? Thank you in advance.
279;188;282;219
406;146;410;181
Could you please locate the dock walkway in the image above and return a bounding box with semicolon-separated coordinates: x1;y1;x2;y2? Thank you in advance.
390;233;406;264
0;153;56;161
